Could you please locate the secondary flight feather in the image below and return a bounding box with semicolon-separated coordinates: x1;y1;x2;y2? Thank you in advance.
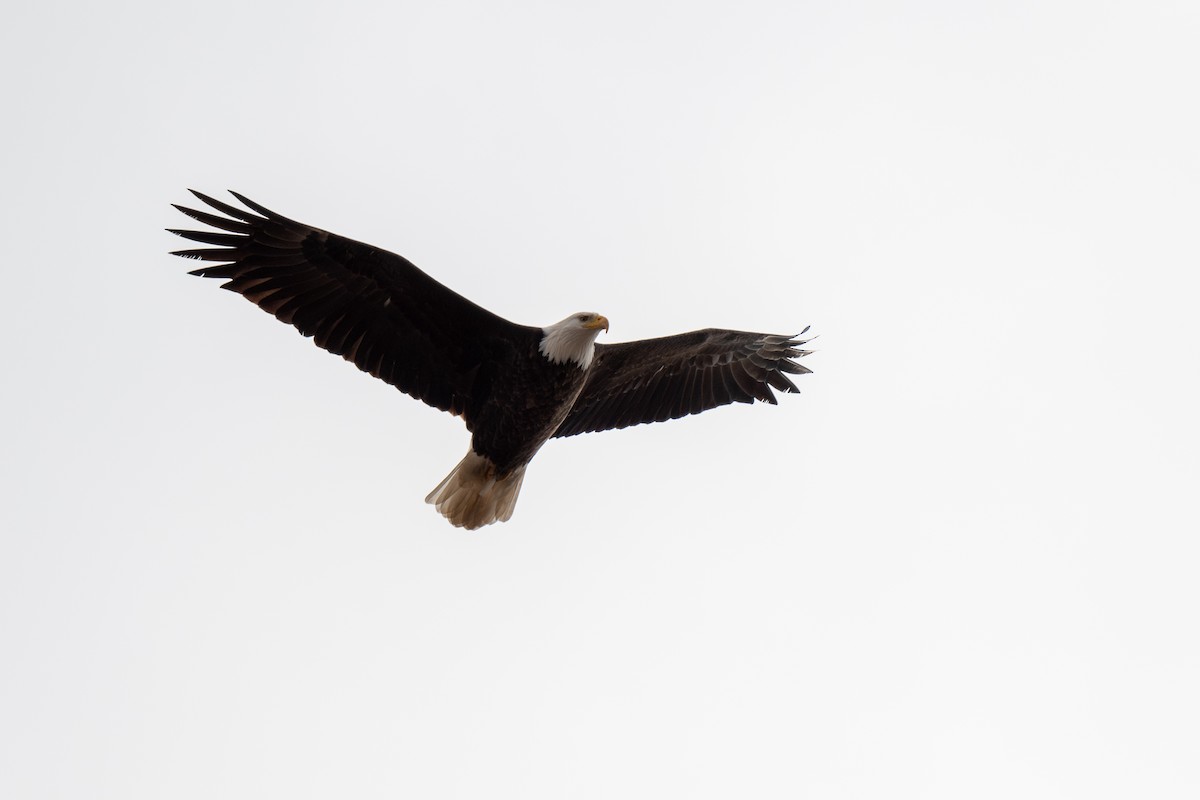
169;191;814;529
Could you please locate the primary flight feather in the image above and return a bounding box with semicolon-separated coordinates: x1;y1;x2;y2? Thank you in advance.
170;191;814;529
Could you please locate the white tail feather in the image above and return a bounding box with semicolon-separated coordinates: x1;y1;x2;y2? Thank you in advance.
425;451;527;530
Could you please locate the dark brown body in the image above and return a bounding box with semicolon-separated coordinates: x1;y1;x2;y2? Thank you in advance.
466;330;589;475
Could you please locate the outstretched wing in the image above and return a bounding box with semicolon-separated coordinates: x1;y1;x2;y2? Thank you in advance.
552;328;813;438
169;190;532;426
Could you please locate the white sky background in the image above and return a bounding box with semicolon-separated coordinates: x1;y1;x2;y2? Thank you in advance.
2;0;1198;797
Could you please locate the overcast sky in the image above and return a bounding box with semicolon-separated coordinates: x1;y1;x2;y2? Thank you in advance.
3;1;1198;797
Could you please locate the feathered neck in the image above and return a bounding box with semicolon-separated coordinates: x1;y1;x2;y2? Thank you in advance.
539;317;602;369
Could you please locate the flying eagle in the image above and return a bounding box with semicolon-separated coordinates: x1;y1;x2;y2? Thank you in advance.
169;191;814;529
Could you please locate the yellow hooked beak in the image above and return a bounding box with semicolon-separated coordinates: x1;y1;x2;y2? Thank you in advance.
584;315;609;332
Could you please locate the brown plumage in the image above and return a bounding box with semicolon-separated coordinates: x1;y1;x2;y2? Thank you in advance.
169;191;814;528
554;329;813;438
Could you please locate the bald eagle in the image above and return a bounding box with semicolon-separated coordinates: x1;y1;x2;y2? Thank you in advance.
169;191;814;529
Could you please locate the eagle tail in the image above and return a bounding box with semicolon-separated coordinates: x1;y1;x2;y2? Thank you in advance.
425;451;527;530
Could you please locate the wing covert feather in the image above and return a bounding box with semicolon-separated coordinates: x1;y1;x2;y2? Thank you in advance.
553;328;813;438
169;191;532;426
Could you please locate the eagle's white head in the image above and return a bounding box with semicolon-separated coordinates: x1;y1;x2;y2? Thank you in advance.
539;312;609;369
